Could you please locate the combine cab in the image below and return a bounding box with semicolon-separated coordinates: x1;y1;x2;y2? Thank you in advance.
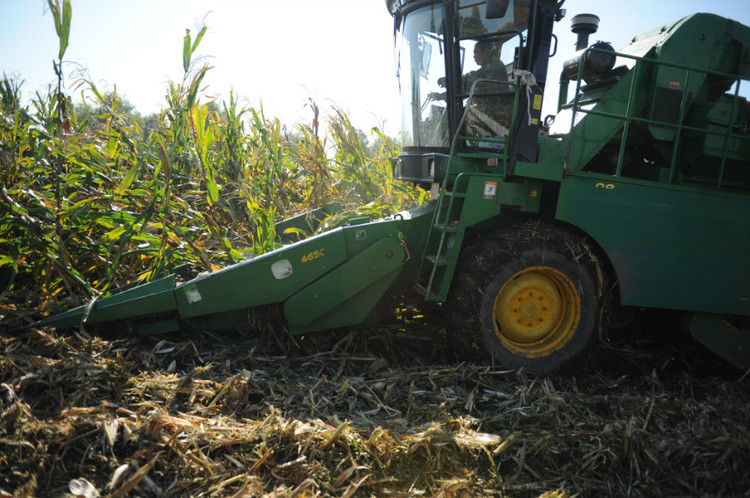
36;0;750;373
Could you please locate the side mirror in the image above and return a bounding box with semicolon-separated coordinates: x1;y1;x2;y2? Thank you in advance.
486;0;509;19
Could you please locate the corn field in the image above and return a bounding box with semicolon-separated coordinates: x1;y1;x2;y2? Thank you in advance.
0;1;425;327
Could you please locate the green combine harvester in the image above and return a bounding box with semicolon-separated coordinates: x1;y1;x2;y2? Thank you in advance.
36;0;750;373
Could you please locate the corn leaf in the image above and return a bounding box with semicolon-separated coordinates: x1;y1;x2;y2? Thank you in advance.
182;29;192;73
206;173;218;205
191;25;207;54
115;163;139;196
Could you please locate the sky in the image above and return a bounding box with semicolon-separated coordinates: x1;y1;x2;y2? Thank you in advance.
1;0;749;136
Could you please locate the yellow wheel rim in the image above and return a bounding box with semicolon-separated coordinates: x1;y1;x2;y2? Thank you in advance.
492;266;581;358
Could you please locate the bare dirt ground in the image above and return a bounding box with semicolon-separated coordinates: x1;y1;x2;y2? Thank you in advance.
1;311;749;497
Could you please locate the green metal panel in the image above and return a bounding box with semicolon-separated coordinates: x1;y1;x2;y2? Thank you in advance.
498;180;542;213
703;95;750;161
457;175;504;228
513;160;563;182
556;175;750;315
456;175;541;226
175;229;349;318
287;268;401;334
34;275;179;329
340;219;401;255
645;15;749;141
284;237;405;330
654;14;750;74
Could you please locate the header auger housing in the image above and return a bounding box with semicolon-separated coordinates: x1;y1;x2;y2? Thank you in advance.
35;1;750;373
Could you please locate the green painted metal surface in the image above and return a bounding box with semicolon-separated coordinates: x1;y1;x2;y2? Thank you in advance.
175;229;349;318
556;175;750;315
34;275;179;330
285;236;405;331
287;271;399;334
513;160;563;182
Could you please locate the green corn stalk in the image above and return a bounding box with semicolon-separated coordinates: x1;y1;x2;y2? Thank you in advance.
245;106;292;213
190;102;219;204
284;99;332;210
220;89;249;184
246;197;277;255
328;107;392;211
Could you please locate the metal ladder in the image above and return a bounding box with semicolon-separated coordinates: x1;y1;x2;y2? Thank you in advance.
422;164;468;301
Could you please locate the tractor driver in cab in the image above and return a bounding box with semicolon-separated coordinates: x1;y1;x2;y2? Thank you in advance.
461;40;511;144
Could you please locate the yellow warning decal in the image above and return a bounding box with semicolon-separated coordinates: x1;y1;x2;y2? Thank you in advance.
533;94;543;110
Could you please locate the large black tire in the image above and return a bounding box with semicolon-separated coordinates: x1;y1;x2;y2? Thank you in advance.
449;222;606;373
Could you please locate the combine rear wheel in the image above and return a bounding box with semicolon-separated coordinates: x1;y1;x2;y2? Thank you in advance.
452;223;605;373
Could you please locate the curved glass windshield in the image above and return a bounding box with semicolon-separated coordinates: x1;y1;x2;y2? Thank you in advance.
397;4;448;149
395;1;531;151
